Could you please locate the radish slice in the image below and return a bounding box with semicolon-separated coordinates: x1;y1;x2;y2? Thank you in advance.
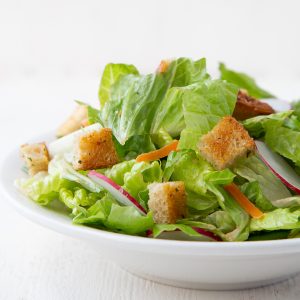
255;140;300;194
192;227;222;241
88;170;147;215
146;228;221;242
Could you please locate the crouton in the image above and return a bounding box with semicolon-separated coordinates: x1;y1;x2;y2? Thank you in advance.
72;128;119;170
198;116;255;170
56;105;88;137
148;181;187;224
233;90;275;120
20;143;50;176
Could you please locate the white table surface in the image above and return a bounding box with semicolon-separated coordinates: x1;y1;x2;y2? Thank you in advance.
1;78;300;300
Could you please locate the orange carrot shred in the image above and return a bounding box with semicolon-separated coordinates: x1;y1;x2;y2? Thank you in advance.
224;183;264;219
136;140;179;162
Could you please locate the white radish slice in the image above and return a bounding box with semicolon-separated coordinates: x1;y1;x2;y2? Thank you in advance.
255;140;300;194
88;170;147;215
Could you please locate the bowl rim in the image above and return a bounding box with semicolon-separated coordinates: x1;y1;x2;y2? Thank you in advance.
2;133;300;256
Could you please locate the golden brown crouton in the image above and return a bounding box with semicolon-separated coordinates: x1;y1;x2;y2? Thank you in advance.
148;182;187;224
233;90;275;120
20;143;50;176
198;116;255;170
56;105;88;137
72;128;119;170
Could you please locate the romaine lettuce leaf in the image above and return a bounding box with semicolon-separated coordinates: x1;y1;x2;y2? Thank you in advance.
163;150;213;195
219;63;274;99
233;155;291;202
250;208;300;231
49;156;103;193
271;196;300;208
58;187;103;216
152;223;214;241
74;195;154;234
179;79;238;150
292;100;300;119
151;58;209;136
151;129;173;148
98;63;139;107
122;161;163;208
240;181;275;211
104;160;135;185
169;57;209;87
101;72;173;144
242;111;293;138
203;210;236;234
15;172;76;205
265;125;300;166
206;183;250;241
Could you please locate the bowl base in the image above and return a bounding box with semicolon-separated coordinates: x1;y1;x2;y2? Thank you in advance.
122;267;298;290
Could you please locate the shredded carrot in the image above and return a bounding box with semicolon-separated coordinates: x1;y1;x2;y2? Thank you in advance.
157;60;171;73
224;183;264;219
136;140;179;162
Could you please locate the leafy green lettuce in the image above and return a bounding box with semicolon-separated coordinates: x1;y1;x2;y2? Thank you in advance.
179;79;238;150
101;69;174;144
74;195;154;234
151;58;209;136
233;155;291;202
265;125;300;166
15;172;74;205
98;63;139;107
219;63;274;98
240;181;275;211
250;208;300;231
242;111;293;138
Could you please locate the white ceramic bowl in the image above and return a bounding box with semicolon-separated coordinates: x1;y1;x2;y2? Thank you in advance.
1;134;300;290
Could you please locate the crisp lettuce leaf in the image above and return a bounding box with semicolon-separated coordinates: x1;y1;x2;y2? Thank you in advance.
292;100;300;119
121;135;156;160
74;195;154;234
98;63;139;107
283;115;300;131
203;210;236;234
123;161;163;208
240;181;275;212
272;196;300;208
219;63;274;98
179;79;238;150
152;223;215;241
105;160;135;185
105;204;154;234
206;183;250;241
15;172;76;205
233;155;291;202
169;57;209;87
151;129;173;148
101;70;173;144
242;111;293;138
250;208;300;231
186;191;218;214
163;150;213;195
151;58;209;136
265;125;300;166
49;156;103;193
203;169;236;185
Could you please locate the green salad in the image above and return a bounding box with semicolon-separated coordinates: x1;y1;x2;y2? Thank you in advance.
16;58;300;242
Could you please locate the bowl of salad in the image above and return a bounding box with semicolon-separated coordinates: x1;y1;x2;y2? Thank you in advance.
1;58;300;290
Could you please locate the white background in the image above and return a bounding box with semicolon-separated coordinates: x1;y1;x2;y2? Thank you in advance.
0;0;300;299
